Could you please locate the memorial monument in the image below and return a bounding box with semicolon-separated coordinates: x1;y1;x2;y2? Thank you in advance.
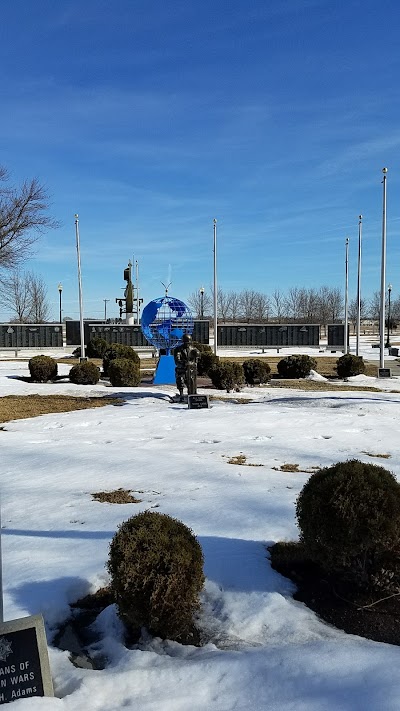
141;291;194;384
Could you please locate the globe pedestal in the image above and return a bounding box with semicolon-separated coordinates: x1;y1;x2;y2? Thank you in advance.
153;355;176;385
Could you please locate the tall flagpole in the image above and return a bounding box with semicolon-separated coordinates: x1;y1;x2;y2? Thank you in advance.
379;168;388;370
75;214;86;361
344;237;349;355
213;219;218;355
356;215;362;356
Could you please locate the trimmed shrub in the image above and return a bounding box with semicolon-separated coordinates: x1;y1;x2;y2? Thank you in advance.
86;337;109;359
107;511;205;642
69;361;100;385
108;358;140;387
277;354;317;379
192;342;219;376
296;459;400;590
336;353;366;379
103;344;140;376
242;358;271;386
29;355;57;383
209;361;244;392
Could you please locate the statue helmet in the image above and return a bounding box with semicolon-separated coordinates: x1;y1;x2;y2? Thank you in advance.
183;334;192;343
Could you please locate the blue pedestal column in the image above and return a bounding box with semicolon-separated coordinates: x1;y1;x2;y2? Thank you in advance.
153;354;176;385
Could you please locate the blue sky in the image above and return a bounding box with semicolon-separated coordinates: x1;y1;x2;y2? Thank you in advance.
1;0;400;320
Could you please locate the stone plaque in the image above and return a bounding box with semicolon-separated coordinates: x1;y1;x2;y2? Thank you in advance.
378;368;391;378
0;615;53;704
188;394;209;409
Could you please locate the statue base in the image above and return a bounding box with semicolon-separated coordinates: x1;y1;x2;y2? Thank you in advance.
153;354;176;385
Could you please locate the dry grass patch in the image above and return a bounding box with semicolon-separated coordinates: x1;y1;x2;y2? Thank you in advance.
209;395;253;404
0;395;124;423
269;380;384;393
272;463;321;473
361;452;391;459
226;454;264;467
92;488;142;504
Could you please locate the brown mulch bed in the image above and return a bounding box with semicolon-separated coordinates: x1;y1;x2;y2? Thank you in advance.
269;545;400;646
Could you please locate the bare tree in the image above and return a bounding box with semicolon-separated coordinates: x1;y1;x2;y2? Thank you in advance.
239;289;258;321
368;291;380;322
228;291;241;321
217;289;233;321
253;292;271;321
28;272;50;322
0;166;58;269
271;289;285;321
0;270;50;322
284;287;302;320
348;297;367;334
325;287;343;323
0;270;32;321
187;289;212;318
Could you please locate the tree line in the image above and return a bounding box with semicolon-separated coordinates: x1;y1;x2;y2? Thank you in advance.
0;162;398;329
188;287;400;332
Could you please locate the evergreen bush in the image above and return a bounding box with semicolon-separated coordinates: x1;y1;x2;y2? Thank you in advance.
336;353;366;379
107;511;204;642
192;342;219;376
69;361;100;385
28;355;58;382
108;358;140;387
296;459;400;590
242;358;271;386
277;354;317;378
103;344;140;376
86;337;109;359
209;361;244;392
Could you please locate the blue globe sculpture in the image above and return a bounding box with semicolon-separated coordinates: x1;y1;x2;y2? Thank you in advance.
141;296;193;354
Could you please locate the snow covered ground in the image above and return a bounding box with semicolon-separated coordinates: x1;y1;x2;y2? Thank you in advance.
1;348;400;710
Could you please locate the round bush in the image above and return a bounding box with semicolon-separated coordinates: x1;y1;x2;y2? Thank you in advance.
192;342;219;376
296;459;400;589
69;361;100;385
209;361;244;392
108;358;140;387
242;358;271;386
108;512;205;642
86;337;109;359
29;355;57;383
277;354;317;379
336;353;366;379
103;344;140;376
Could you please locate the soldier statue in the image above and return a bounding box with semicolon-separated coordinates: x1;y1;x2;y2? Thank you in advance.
173;334;200;402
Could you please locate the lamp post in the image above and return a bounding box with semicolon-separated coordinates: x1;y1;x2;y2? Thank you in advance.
386;284;392;348
199;286;204;319
58;283;63;323
379;168;388;370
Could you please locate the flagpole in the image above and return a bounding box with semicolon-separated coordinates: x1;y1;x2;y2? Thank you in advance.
213;219;218;355
356;215;362;356
379;168;388;370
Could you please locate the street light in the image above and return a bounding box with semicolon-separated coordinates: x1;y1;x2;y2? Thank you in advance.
386;284;392;348
58;283;63;323
199;286;204;319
